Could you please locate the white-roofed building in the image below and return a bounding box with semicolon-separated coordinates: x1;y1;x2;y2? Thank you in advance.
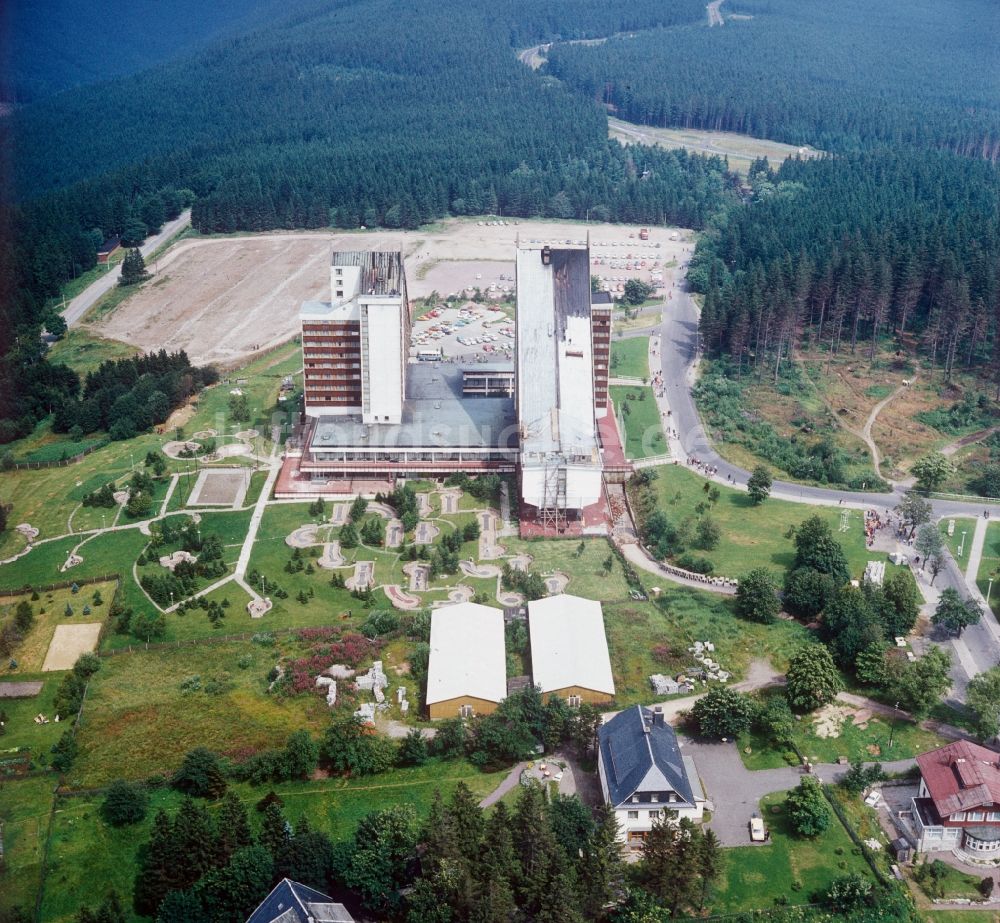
528;594;615;705
426;602;507;719
516;243;603;529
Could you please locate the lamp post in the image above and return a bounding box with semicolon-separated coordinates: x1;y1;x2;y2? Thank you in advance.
988;574;996;608
958;529;967;558
887;701;900;750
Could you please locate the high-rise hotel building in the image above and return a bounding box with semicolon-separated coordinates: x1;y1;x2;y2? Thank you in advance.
301;251;409;423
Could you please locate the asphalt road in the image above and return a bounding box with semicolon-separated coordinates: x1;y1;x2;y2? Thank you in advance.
61;209;192;327
658;267;1000;698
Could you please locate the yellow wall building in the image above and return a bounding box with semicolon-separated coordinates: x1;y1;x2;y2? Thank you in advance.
426;602;506;720
528;594;615;705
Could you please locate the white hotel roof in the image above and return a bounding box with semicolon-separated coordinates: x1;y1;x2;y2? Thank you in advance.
426;603;507;705
515;245;599;463
528;594;615;697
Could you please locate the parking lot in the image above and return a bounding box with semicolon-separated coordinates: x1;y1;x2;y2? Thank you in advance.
410;302;515;364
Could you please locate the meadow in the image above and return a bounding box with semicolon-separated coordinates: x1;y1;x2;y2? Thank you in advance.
644;463;878;579
71;638;335;787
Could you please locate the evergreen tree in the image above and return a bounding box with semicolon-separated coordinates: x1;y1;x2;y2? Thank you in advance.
281;816;334;890
579;803;625;919
119;248;149;286
640;816;702;915
197;845;273;923
215;792;252;867
258;801;291;863
155;890;203;923
134;810;182;916
172;747;227;798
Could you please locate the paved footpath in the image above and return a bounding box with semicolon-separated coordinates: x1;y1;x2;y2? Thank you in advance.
236;454;281;579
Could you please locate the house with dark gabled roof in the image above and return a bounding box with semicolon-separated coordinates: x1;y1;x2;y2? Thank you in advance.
244;879;354;923
910;740;1000;861
598;704;706;846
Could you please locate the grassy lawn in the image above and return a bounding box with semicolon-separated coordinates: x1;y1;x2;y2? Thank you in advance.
232;759;508;840
0;581;116;673
502;538;633;602
940;516;977;567
0;775;55;917
737;695;948;770
0;529;150;594
926;913;1000;923
38;759;508;922
711;791;873;912
46;328;138;379
644;463;876;579
71;638;335;787
610;386;667;459
914;860;987;901
975;521;1000;616
610;337;650;379
0;674;66;759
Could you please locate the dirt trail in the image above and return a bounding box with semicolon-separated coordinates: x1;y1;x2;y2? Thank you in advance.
858;374;916;479
707;0;725;26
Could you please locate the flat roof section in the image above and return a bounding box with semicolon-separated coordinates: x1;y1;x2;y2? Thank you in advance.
426;603;507;706
310;364;516;451
528;594;615;697
332;250;405;296
301;299;360;322
516;246;599;463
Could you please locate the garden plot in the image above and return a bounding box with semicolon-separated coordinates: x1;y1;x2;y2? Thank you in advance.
42;623;102;671
1;582;116;673
188;467;251;508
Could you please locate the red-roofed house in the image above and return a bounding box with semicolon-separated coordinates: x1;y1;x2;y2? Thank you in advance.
911;741;1000;861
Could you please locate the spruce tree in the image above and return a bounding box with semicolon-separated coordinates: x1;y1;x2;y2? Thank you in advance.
258;800;291;864
215;791;252;867
119;248;149;286
171;798;219;889
579;803;625;918
134;810;180;916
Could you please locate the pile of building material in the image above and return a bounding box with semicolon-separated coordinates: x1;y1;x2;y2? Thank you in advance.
354;702;377;724
688;641;730;682
356;660;388;704
315;676;338;706
649;674;679;696
864;560;886;587
397;686;409;715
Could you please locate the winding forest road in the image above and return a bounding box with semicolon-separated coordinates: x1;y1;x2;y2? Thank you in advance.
61;209;192;327
655;252;1000;699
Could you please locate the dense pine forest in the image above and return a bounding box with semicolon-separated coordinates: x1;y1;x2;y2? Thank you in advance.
690;152;1000;382
0;0;721;440
1;0;317;102
3;0;1000;441
545;0;1000;156
543;0;1000;388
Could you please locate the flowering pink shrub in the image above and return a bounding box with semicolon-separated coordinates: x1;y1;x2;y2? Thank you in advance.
284;632;381;695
